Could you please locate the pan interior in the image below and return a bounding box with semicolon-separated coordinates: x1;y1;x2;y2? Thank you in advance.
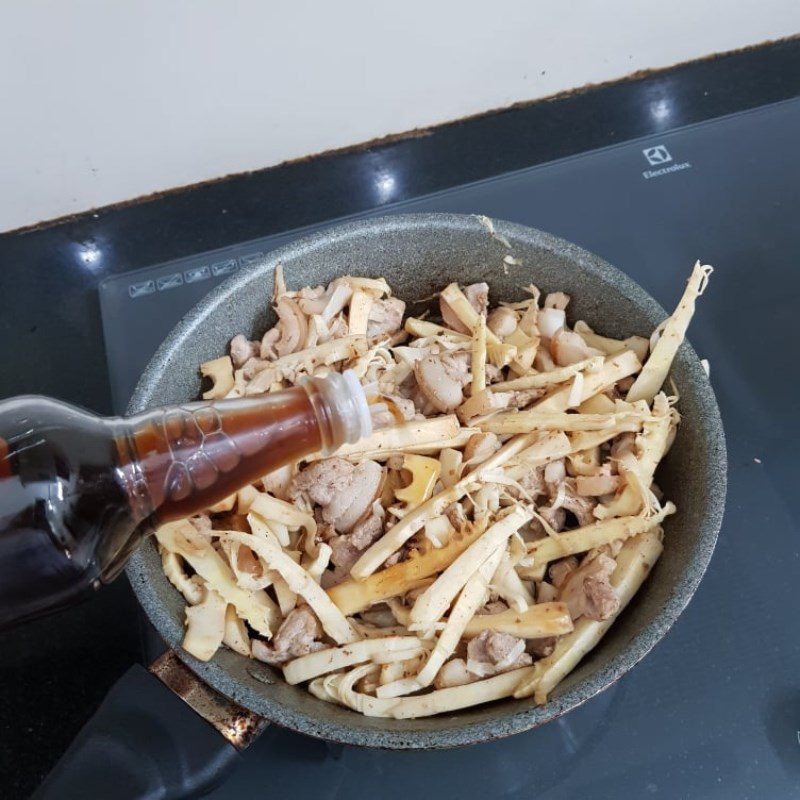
126;213;725;749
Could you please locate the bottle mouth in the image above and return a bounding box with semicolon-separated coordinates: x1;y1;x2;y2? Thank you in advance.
341;370;373;444
304;369;372;454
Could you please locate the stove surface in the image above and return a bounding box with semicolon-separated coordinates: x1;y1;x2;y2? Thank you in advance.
100;99;800;799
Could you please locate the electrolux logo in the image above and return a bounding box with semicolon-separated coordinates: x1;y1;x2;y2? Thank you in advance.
643;145;672;166
641;144;691;180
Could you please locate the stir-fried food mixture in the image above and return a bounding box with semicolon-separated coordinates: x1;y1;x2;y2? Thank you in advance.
157;260;712;717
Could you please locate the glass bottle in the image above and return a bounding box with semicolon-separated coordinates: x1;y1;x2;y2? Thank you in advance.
0;370;371;628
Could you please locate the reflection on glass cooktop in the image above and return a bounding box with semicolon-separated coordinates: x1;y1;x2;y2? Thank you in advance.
222;681;622;799
101;99;800;799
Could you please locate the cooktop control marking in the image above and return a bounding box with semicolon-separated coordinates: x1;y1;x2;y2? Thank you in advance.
127;279;156;299
211;258;238;276
184;266;211;284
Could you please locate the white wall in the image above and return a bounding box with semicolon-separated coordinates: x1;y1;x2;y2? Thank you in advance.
0;0;796;232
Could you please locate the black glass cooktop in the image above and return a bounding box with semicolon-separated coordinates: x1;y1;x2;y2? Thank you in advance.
99;99;800;799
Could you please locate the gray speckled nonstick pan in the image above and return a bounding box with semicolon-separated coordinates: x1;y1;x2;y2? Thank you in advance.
126;213;725;750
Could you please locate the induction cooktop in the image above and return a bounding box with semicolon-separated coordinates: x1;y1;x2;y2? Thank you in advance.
99;99;800;799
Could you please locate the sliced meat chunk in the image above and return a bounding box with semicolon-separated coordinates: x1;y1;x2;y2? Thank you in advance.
289;458;383;533
549;556;578;588
484;363;503;384
229;334;260;368
334;462;384;532
520;465;546;498
367;297;406;338
296;285;327;314
538;505;566;533
297;280;352;320
327;513;384;574
576;473;620;496
466;630;532;673
316;521;336;542
544;459;566;488
289;457;354;507
463;282;489;316
544;291;570;311
544;468;597;528
486;306;517;337
242;357;270;380
414;352;469;413
251;606;325;666
559;553;620;621
526;637;557;659
481;600;510;615
520;519;548;544
560;480;597;526
550;329;603;367
261;299;308;359
473;630;518;664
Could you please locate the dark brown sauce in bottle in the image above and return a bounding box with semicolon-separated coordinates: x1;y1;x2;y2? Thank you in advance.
0;374;368;628
122;388;322;520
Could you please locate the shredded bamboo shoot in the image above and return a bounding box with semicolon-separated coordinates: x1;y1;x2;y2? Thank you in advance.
157;263;710;718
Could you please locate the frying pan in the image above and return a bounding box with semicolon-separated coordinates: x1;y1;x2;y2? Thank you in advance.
35;214;726;799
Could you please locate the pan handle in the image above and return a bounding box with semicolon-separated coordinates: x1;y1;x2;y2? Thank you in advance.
33;651;267;800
